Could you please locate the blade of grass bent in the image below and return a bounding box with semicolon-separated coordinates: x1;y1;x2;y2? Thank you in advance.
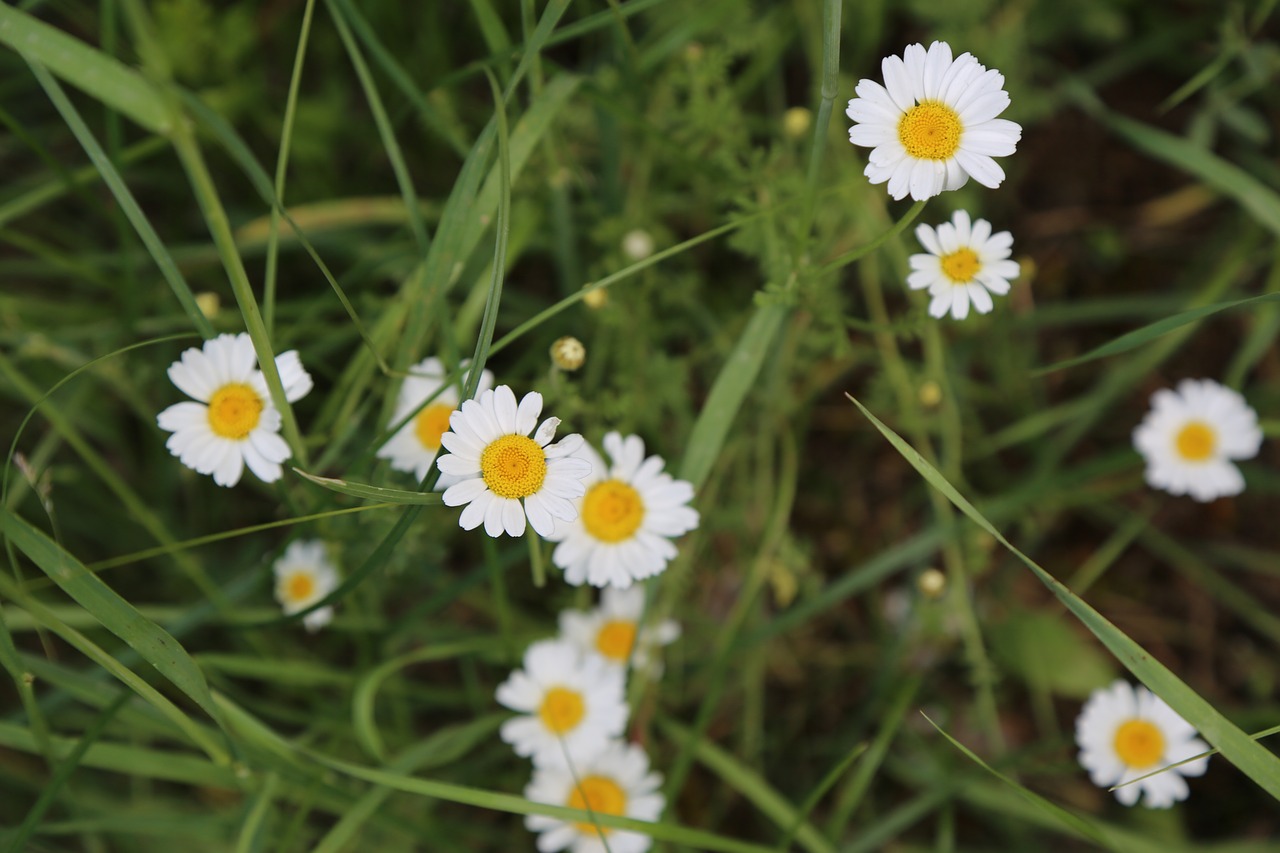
293;470;444;506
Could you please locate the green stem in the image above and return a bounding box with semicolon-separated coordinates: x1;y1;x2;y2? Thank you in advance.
816;199;926;276
527;532;546;588
800;0;842;238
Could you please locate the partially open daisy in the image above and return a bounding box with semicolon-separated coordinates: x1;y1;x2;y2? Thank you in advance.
1133;379;1262;502
559;586;680;677
1076;680;1209;808
908;210;1020;320
524;739;665;853
272;539;339;632
495;639;628;767
550;433;699;589
846;41;1021;201
376;357;494;487
156;333;312;487
437;386;591;538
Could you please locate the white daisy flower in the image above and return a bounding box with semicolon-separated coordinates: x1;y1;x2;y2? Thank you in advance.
376;357;494;487
524;739;665;853
495;639;628;767
908;210;1020;320
156;333;312;487
559;586;680;677
272;539;339;632
550;433;699;589
846;40;1022;201
437;386;591;538
1133;379;1263;502
1075;680;1210;809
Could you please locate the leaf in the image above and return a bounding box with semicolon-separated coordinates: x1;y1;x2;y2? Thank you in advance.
292;469;444;505
989;611;1116;699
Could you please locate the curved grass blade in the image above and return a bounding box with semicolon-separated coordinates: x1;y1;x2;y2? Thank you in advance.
293;469;443;506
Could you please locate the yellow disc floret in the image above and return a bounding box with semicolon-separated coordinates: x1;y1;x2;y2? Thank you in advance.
567;775;628;835
940;248;981;284
538;686;585;735
414;402;455;451
207;383;264;440
281;571;316;605
581;479;645;543
1174;421;1216;462
898;101;963;161
595;620;638;662
1113;719;1165;770
480;434;548;499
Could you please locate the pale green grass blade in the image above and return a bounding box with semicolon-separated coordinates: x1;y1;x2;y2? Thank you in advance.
234;772;280;853
293;469;444;506
846;393;1280;801
774;739;867;853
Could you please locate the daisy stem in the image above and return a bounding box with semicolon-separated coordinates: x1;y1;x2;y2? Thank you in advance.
527;534;546;588
800;0;842;240
815;199;927;277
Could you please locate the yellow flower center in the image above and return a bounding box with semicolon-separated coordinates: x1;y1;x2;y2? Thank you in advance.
940;248;981;284
206;383;264;440
567;775;628;835
595;620;638;663
480;435;547;499
897;100;963;160
538;686;585;735
413;402;455;451
581;479;645;543
1174;421;1216;462
1113;719;1165;770
280;570;316;605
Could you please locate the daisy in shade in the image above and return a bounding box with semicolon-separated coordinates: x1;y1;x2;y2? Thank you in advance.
1133;379;1263;502
908;209;1020;320
846;40;1021;201
524;739;665;853
550;433;699;589
559;586;680;677
1075;680;1210;808
272;539;339;632
437;386;591;538
156;333;312;487
376;357;494;486
495;639;628;767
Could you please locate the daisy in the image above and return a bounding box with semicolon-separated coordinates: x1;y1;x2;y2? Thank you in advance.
524;739;665;853
550;432;699;589
156;333;312;487
559;586;680;677
272;539;339;632
1133;379;1262;502
376;357;494;487
846;41;1022;201
495;639;629;767
437;386;591;538
908;209;1020;320
1075;680;1209;808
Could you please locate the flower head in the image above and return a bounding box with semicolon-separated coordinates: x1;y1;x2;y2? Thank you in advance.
495;639;628;767
559;586;680;677
846;41;1021;201
1075;680;1209;808
272;539;339;632
376;357;494;486
437;386;592;538
525;739;665;853
908;210;1020;320
1133;379;1262;502
156;333;311;487
550;433;699;588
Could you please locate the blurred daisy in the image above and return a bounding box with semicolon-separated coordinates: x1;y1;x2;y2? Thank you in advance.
156;333;312;487
846;41;1021;201
559;586;680;676
495;639;628;767
1133;379;1262;502
550;433;699;589
1076;680;1209;808
437;386;591;538
908;210;1020;320
376;357;494;486
272;539;339;632
525;739;665;853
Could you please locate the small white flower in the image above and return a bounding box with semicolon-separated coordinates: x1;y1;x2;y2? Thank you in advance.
156;333;312;487
1133;379;1262;502
1075;680;1209;809
437;386;592;538
908;210;1020;320
550;433;699;588
524;739;665;853
272;539;339;632
495;639;628;767
376;357;494;487
559;586;680;677
846;41;1022;201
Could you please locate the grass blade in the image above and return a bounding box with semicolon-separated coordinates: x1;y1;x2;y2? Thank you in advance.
292;470;444;506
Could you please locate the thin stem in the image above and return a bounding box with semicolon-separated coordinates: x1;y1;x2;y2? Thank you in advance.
801;0;842;239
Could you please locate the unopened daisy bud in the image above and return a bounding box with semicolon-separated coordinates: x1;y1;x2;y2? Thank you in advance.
783;106;812;139
622;229;654;262
917;568;946;599
195;292;220;320
550;336;586;371
918;380;942;408
684;42;704;63
582;287;609;309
